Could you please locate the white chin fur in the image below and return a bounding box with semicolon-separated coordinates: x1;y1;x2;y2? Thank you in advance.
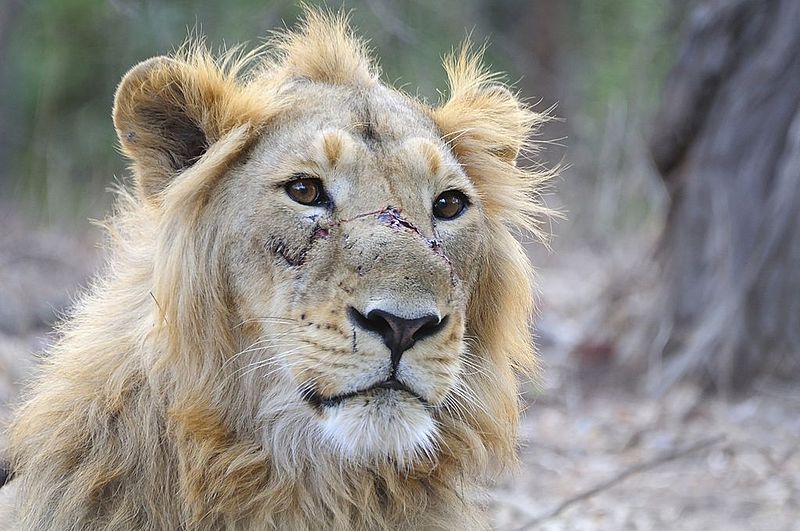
320;390;438;467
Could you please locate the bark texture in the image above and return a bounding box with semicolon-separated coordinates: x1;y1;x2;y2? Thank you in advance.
651;0;800;390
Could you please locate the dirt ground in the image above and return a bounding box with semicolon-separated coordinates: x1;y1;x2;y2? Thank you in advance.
1;211;798;530
491;375;800;530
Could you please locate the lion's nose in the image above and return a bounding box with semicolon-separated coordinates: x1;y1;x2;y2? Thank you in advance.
348;307;448;370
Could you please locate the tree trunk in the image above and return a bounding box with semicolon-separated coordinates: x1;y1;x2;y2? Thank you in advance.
651;0;800;391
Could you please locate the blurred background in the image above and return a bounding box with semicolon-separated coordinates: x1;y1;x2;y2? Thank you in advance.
0;0;798;529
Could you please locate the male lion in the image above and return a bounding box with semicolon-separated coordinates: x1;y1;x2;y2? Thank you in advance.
1;8;551;530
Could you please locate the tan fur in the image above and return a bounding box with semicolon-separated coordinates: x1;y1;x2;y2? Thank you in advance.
3;8;553;530
321;130;346;167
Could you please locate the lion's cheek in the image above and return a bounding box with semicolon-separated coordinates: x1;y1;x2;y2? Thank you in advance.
435;216;488;290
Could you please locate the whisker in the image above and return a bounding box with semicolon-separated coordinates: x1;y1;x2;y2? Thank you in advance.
233;316;300;329
223;329;306;368
458;355;491;379
234;347;315;380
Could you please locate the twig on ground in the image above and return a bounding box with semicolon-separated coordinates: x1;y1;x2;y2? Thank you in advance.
515;434;725;530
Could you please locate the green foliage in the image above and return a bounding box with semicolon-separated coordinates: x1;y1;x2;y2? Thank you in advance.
572;0;675;117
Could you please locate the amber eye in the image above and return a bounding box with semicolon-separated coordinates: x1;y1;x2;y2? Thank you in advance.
432;190;469;220
285;177;329;206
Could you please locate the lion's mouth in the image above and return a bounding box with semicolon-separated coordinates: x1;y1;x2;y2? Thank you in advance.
301;378;427;408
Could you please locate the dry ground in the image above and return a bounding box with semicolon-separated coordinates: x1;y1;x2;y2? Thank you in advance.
0;211;797;530
491;374;799;530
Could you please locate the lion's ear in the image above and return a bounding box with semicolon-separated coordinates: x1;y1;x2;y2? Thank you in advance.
113;57;209;199
435;83;528;164
433;44;541;166
113;53;270;201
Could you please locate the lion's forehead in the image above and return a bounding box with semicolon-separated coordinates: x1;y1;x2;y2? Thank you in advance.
268;84;448;170
253;84;469;203
283;82;439;141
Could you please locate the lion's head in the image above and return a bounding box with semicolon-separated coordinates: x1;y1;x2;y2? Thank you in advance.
109;10;549;476
4;9;552;529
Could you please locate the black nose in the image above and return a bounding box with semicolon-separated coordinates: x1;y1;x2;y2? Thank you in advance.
348;307;448;370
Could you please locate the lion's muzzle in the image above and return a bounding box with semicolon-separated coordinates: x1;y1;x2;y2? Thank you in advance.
347;306;447;373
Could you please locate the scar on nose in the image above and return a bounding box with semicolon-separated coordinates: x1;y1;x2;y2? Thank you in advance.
375;209;451;266
376;207;420;233
328;207;457;282
427;236;445;255
332;207;433;243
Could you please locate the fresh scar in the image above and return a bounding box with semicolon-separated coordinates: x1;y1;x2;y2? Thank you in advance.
312;207;456;281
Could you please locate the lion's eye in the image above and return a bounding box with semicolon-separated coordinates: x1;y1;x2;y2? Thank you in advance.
432;190;469;220
285;177;329;206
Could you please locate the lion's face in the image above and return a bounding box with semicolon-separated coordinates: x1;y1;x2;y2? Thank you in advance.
222;84;487;463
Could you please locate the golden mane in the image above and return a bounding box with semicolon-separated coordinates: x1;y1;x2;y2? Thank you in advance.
271;8;379;87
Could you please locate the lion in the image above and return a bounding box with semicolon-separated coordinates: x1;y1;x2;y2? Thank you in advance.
0;8;551;530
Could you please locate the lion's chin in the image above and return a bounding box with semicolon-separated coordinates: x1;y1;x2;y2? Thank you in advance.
319;390;438;466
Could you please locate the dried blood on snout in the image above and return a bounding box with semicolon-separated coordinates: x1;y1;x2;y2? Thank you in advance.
313;227;330;239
